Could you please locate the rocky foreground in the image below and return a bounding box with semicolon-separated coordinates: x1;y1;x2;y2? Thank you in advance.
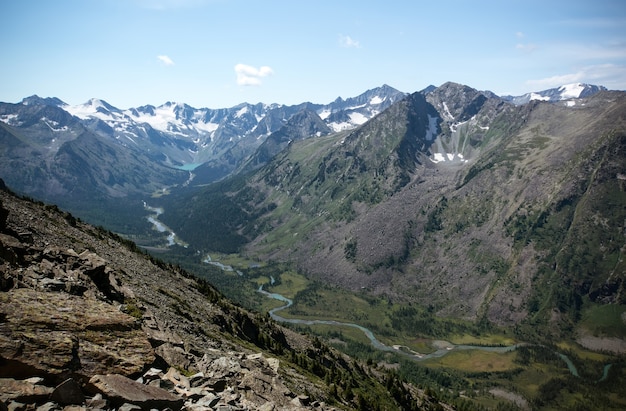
0;184;445;410
0;188;332;410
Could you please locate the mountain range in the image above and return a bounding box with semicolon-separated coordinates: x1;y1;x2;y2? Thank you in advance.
1;81;626;409
0;82;606;229
157;82;626;332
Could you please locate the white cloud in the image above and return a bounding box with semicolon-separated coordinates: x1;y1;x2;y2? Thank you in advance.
157;55;175;66
516;31;525;38
234;63;274;86
339;34;361;48
526;64;626;90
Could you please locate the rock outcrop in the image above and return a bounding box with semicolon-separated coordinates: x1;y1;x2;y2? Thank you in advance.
0;186;439;410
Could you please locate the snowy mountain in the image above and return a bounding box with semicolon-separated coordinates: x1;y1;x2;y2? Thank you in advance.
0;80;612;235
46;85;405;173
319;84;406;131
502;83;607;105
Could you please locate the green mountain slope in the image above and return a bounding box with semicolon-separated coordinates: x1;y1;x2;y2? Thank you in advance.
162;87;626;340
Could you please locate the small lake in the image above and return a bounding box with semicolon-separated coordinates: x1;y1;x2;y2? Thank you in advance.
175;163;202;171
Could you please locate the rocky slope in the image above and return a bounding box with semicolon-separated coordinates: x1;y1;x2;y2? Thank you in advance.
0;183;450;410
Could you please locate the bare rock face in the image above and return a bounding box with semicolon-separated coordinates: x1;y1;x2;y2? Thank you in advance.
88;374;184;410
0;378;53;404
0;288;154;380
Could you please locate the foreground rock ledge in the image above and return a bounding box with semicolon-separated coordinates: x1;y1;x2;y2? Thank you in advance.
0;288;154;380
88;374;184;410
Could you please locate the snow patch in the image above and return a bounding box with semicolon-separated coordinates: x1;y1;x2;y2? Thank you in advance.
449;119;468;133
42;117;68;132
430;152;468;164
0;114;20;125
369;96;383;105
559;83;585;99
432;153;446;163
346;103;367;110
442;102;454;120
348;112;368;125
329;121;353;132
236;106;248;118
318;109;331;120
194;121;219;133
529;92;551;102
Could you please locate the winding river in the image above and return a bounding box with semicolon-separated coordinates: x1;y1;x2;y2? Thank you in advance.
258;286;521;361
258;286;613;381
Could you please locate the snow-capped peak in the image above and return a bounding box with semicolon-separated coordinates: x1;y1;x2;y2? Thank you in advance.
558;83;586;99
503;83;607;105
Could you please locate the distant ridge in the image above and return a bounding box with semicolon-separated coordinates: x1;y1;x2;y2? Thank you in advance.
502;83;607;105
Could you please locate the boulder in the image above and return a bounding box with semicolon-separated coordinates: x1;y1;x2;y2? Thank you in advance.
0;378;53;404
155;343;194;371
88;374;184;410
0;288;154;379
51;378;85;405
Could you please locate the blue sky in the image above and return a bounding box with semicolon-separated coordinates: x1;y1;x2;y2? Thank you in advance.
2;0;625;109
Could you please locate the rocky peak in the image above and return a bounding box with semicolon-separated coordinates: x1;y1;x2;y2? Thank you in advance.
20;95;66;107
426;82;493;123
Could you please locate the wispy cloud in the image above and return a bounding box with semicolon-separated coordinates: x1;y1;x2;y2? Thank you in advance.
515;32;537;53
526;64;626;90
339;34;361;49
157;55;175;66
234;63;274;86
516;43;538;53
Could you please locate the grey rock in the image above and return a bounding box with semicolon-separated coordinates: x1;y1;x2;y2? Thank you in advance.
163;367;190;389
0;378;54;403
156;343;194;372
117;404;141;411
40;277;66;291
85;394;107;409
88;374;183;410
51;378;85;405
6;401;27;411
35;402;60;411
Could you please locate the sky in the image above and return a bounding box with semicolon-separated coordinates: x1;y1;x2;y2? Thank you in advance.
2;0;625;109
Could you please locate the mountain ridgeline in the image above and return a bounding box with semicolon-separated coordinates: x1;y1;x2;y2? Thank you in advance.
1;81;625;338
0;85;405;233
160;83;626;336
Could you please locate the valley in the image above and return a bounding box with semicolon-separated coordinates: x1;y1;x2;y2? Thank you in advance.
166;252;625;409
2;82;626;409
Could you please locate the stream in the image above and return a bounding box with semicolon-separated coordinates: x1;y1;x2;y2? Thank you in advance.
258;286;521;361
143;202;185;247
258;286;613;380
